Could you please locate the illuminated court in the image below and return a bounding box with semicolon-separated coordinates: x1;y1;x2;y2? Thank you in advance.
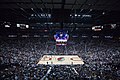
37;55;84;65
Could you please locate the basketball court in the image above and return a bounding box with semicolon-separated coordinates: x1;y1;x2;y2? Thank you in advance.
37;55;84;65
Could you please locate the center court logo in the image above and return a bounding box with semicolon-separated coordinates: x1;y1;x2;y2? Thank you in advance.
57;57;65;61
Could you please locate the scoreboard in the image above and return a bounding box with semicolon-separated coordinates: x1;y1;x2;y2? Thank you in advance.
54;31;69;45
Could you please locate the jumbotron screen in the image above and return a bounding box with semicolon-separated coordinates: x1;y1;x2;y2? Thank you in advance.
54;31;69;45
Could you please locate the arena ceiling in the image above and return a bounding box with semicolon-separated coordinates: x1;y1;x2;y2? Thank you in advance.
0;0;120;10
0;0;120;29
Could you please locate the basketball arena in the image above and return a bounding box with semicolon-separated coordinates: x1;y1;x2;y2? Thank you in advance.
0;0;120;80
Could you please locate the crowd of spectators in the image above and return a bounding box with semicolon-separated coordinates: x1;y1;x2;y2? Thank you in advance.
0;37;120;80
